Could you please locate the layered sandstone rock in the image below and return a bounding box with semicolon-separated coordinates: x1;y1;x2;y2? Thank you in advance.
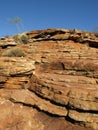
0;28;98;130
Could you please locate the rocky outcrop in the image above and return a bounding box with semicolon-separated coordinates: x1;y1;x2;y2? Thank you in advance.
0;28;98;130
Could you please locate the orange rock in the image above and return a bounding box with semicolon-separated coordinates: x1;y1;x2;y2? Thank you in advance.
0;28;98;130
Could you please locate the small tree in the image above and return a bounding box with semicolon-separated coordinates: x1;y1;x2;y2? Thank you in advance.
8;16;24;33
93;27;98;37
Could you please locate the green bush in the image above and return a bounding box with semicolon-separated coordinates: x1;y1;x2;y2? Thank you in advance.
13;33;28;44
2;47;25;57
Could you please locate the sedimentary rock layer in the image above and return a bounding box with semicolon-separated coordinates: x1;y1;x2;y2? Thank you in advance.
0;28;98;130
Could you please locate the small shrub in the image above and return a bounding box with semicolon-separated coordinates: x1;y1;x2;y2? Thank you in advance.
13;33;28;44
94;32;98;37
2;47;25;57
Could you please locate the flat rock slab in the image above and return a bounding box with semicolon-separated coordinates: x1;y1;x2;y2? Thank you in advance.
0;57;35;89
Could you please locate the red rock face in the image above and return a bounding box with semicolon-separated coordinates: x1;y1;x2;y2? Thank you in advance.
0;28;98;130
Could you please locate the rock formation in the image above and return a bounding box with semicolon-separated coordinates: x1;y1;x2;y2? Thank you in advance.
0;28;98;130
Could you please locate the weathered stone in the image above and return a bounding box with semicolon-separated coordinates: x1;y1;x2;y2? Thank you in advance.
69;110;98;130
0;98;44;130
0;98;91;130
0;57;35;89
0;57;35;76
0;28;98;130
0;89;67;116
0;36;16;48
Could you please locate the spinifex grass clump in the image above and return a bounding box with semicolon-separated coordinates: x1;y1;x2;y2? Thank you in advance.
13;33;28;44
2;47;25;57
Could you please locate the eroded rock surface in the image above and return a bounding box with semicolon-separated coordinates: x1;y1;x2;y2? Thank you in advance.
0;28;98;130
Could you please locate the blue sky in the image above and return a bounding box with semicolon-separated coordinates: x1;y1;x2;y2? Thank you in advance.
0;0;98;37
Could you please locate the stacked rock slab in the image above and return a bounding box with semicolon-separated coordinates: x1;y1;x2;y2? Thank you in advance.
0;28;98;130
